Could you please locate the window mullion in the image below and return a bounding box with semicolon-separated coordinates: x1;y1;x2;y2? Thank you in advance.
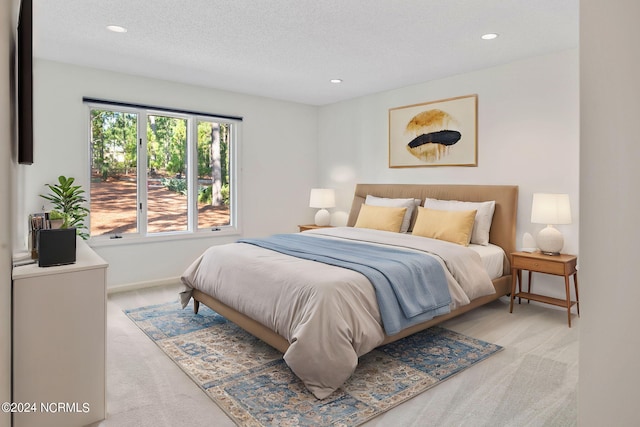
187;118;197;231
138;111;148;236
229;123;239;228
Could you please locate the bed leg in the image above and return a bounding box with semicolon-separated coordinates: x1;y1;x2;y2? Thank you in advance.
193;299;200;314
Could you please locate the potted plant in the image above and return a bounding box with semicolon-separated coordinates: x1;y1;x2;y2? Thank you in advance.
40;175;90;240
48;209;65;229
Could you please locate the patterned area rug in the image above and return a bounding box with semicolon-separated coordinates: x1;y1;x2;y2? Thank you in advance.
125;301;502;426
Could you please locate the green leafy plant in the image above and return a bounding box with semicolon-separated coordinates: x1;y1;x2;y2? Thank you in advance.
197;184;229;205
48;210;64;220
40;175;90;239
161;177;188;195
198;185;212;204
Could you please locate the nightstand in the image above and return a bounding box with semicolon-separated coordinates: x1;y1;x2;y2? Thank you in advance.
298;224;334;232
509;251;579;327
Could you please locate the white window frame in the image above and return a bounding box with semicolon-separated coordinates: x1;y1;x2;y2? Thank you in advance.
85;100;241;245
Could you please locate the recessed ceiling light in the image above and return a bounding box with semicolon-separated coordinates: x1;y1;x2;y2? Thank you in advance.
330;79;343;84
106;25;128;33
481;33;499;40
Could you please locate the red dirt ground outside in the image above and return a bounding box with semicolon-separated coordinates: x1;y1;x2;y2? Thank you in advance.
90;180;229;235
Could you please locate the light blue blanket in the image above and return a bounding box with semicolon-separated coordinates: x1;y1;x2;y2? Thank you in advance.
238;234;451;335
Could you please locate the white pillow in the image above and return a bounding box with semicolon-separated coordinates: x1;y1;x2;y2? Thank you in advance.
423;198;496;245
365;195;420;233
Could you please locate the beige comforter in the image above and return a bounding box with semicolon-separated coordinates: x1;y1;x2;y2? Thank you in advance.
180;227;495;399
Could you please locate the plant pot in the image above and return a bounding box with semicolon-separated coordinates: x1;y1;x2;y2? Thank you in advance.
50;219;64;229
37;228;76;267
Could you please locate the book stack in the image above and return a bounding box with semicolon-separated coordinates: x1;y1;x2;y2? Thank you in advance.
29;212;50;259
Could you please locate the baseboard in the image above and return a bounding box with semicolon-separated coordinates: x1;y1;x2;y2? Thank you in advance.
107;277;181;295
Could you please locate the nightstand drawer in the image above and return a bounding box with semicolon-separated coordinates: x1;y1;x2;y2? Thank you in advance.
512;256;565;275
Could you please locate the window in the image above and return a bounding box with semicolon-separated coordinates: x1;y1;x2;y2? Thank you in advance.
86;99;240;239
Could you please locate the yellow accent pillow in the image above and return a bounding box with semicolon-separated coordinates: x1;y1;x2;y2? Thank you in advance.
354;204;408;233
412;207;477;246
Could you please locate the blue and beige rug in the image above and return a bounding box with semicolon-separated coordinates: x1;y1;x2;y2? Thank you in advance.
125;301;502;426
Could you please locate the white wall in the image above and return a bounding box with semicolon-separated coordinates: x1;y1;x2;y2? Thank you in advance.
1;2;18;425
318;49;580;300
579;0;640;425
20;60;318;287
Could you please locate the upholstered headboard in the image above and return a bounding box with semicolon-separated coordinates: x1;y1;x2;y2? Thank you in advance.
347;184;519;275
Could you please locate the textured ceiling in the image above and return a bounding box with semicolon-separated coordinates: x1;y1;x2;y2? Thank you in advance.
33;0;578;106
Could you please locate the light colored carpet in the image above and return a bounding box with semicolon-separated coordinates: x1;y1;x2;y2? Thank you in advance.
124;301;503;426
94;284;578;427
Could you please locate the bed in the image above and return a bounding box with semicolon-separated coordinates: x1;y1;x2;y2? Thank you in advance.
180;183;518;399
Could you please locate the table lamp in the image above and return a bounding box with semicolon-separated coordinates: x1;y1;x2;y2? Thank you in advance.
531;193;571;255
309;188;335;226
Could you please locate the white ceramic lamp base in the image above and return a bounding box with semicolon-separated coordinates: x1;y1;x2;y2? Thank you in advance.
536;225;564;255
314;209;331;226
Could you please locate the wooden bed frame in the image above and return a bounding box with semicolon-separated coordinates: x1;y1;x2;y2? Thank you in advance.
193;183;519;353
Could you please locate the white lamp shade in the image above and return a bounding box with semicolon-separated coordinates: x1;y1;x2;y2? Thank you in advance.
309;188;335;208
531;193;572;225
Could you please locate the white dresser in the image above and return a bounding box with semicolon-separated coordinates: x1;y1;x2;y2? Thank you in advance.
12;238;108;427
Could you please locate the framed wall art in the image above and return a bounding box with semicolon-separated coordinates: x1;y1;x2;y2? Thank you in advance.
389;94;477;167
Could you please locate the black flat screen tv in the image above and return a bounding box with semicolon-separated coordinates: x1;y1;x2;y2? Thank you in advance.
18;0;33;165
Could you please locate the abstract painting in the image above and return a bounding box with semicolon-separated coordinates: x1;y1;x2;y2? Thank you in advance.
389;94;477;167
